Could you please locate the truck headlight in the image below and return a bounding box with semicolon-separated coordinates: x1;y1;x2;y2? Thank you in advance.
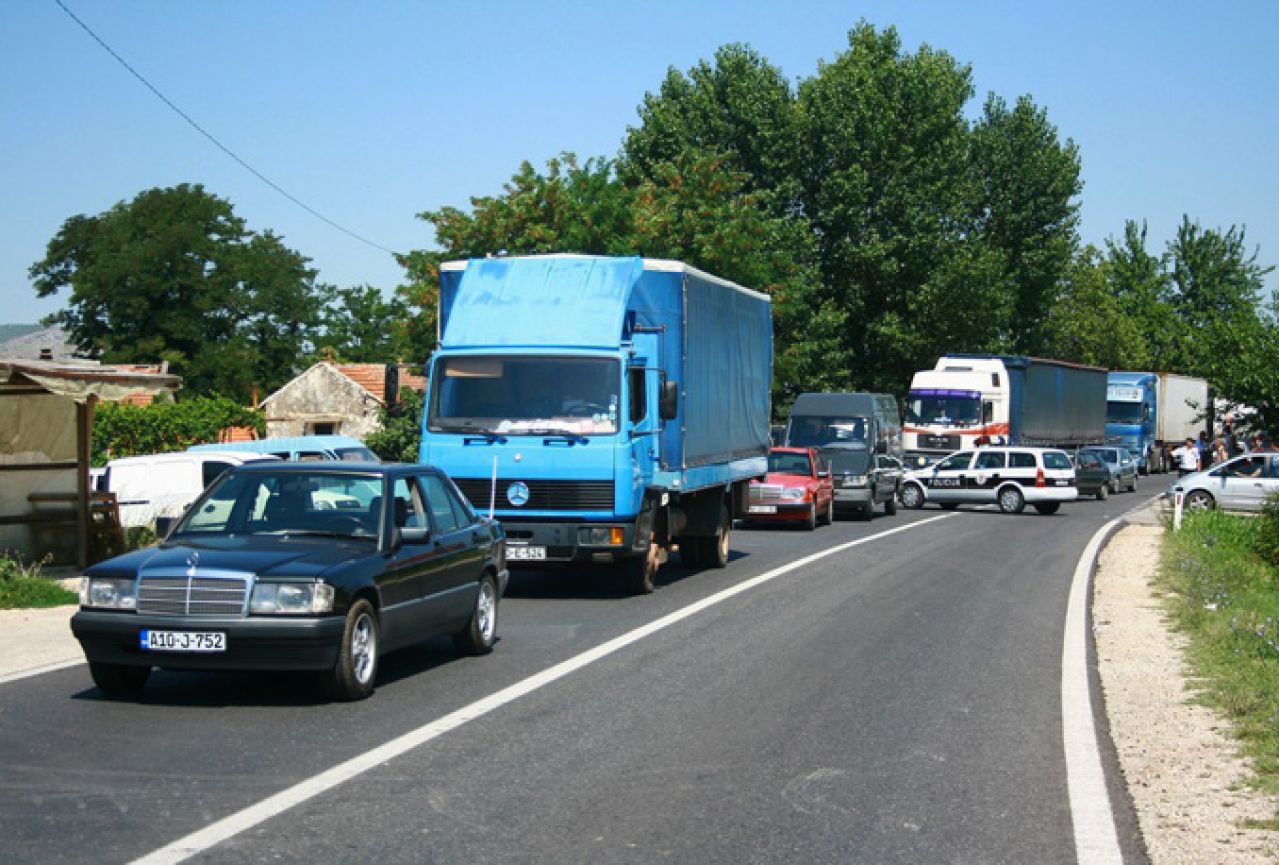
249;582;335;614
80;577;136;610
578;526;625;546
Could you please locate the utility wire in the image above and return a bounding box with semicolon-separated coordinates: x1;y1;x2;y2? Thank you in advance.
53;0;401;257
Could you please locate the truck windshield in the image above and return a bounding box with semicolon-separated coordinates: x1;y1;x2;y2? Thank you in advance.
1106;402;1144;424
788;416;868;448
906;391;981;427
429;356;621;436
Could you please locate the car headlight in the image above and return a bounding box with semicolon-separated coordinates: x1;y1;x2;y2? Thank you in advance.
782;487;807;500
250;582;335;614
80;577;136;610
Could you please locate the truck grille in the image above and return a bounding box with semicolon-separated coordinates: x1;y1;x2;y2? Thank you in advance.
453;478;614;512
137;576;249;616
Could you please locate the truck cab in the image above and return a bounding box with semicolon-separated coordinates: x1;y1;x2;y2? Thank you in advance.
1105;372;1157;473
904;357;1010;467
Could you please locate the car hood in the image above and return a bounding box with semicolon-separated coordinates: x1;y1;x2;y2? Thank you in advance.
86;536;377;580
821;450;870;475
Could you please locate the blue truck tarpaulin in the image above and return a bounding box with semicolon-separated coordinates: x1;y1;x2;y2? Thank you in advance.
441;256;645;349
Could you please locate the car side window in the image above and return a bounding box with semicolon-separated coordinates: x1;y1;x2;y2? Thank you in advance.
391;478;427;530
1009;452;1036;469
974;452;1006;470
936;452;972;471
421;474;468;534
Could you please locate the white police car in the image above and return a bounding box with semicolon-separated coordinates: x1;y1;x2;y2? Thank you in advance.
897;446;1077;514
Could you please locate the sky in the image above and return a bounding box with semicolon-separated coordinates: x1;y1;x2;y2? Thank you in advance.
3;0;1277;325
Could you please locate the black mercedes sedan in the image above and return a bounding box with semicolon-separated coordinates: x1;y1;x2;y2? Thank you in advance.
71;462;507;701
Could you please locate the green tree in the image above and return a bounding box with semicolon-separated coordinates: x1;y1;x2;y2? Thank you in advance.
1102;220;1183;370
91;395;265;464
1042;246;1148;368
316;284;413;363
30;184;323;400
365;388;423;463
970;94;1082;353
796;23;995;393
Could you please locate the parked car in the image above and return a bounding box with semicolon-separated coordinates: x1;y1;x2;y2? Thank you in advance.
189;434;376;462
897;446;1076;515
1073;449;1114;500
96;450;280;528
1166;452;1279;512
743;447;835;530
1079;446;1139;493
71;462;507;701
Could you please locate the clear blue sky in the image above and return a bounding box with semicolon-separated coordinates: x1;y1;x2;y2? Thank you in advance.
4;0;1276;325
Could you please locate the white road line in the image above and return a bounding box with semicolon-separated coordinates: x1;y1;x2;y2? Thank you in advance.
131;514;957;865
0;658;83;686
1062;516;1125;865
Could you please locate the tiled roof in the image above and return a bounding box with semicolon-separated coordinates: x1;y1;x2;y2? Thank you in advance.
335;363;427;402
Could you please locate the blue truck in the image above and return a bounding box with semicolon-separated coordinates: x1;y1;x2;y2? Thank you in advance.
419;255;773;594
1106;371;1210;474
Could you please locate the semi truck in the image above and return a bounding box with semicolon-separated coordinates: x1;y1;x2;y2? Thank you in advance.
419;254;773;594
903;354;1107;467
1105;371;1210;474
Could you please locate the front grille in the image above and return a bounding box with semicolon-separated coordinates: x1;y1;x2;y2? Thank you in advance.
751;484;785;501
453;478;614;512
137;576;248;616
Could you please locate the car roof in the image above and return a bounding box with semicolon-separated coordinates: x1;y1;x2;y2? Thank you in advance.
228;461;430;476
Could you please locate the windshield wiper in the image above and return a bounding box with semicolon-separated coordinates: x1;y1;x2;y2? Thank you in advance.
532;426;588;444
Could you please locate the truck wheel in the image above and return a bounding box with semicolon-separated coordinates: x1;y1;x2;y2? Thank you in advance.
626;534;661;593
884;490;897;516
997;486;1025;514
325;599;379;701
698;503;731;568
89;662;151;697
452;573;498;656
899;483;925;510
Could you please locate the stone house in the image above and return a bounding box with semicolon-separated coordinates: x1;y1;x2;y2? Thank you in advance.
259;362;426;440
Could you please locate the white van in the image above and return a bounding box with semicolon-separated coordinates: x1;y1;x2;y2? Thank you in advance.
97;451;278;528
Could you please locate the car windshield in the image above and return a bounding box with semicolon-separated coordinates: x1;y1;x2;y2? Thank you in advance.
906;391;981;427
429;355;620;436
788;416;868;448
768;452;813;475
1106;401;1144;424
174;470;383;538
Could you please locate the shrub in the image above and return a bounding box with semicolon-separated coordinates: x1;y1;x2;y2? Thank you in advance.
0;553;77;609
1256;494;1279;569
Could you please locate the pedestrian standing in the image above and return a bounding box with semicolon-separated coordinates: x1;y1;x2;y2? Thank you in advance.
1172;437;1201;476
1212;436;1229;466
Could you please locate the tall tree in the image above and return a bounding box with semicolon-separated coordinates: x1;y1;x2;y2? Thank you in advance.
316;284;413;363
796;23;994;393
29;184;322;399
970;94;1082;353
1042;246;1149;368
1102;220;1183;370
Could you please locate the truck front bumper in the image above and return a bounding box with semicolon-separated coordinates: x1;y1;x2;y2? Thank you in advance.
500;520;639;565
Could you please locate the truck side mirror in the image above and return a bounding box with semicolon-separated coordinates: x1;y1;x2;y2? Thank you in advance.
659;380;679;421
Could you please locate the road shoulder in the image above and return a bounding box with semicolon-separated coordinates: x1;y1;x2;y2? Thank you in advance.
1095;520;1279;863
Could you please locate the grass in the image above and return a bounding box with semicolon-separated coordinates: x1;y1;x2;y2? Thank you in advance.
1160;508;1279;823
0;553;78;609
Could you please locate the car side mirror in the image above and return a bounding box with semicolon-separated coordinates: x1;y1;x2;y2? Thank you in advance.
390;526;431;549
659;379;679;421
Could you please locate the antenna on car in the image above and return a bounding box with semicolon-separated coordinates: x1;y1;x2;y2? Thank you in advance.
488;455;498;520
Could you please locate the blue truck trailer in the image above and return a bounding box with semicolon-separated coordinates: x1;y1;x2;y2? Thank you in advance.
419;255;773;594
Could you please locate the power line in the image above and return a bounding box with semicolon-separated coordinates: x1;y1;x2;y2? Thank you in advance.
52;0;401;257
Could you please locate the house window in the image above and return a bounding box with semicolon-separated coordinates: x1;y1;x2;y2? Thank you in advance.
307;422;338;435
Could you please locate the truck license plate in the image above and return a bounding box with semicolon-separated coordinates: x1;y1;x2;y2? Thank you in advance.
508;545;547;561
140;630;226;652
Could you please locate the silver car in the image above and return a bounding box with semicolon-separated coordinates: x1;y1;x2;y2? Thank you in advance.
1166;452;1279;512
1079;446;1138;493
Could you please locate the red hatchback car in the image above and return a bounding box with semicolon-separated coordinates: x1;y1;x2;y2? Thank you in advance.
744;447;836;529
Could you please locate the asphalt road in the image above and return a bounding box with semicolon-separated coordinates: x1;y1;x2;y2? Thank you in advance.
0;478;1165;864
